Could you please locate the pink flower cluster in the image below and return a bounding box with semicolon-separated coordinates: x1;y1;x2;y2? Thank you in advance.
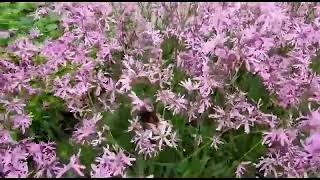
1;2;320;178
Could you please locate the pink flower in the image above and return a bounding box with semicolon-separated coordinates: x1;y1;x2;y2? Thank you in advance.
0;146;29;178
97;43;112;62
202;33;226;55
235;161;251;178
130;116;178;159
56;149;85;178
156;90;188;115
8;38;39;60
1;98;26;114
3;71;34;94
95;71;116;95
132;130;158;159
11;113;32;134
26;142;60;178
210;135;224;150
262;128;295;147
90;147;135;178
90;131;106;147
209;106;234;131
177;51;203;76
127;116;143;132
128;91;153;113
299;110;320;134
0;130;12;144
303;133;320;155
29;28;41;38
53;75;72;100
152;121;178;150
256;154;279;178
73;113;102;144
33;7;48;19
179;78;199;92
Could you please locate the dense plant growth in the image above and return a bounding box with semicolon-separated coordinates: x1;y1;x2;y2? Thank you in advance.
1;2;320;178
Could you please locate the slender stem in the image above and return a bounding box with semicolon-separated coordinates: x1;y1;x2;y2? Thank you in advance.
231;130;264;140
151;162;174;166
87;91;96;113
181;141;211;162
162;103;166;118
137;154;145;178
238;139;263;162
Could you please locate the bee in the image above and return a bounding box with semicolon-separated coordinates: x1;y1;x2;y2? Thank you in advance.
137;105;160;131
137;106;160;145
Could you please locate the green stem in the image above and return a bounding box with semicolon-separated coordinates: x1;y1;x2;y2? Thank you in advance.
238;139;262;162
231;130;264;140
162;103;166;119
151;162;174;167
137;154;145;178
181;141;211;162
87;91;96;113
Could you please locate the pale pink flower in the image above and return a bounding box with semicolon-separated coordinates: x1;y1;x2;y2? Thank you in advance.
210;135;224;150
152;121;178;150
256;154;280;178
56;150;85;178
235;161;251;178
26;142;60;178
0;129;12;144
128;91;153;113
90;147;135;178
29;28;41;38
1;146;29;178
262;128;296;147
11;113;32;134
1;98;26;114
91;131;106;147
132;130;158;158
180;78;199;91
127;116;143;132
156;90;188;115
73;113;102;144
303;133;320;155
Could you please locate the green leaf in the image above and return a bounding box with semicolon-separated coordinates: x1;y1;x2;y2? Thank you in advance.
46;23;58;31
79;144;100;169
56;139;74;162
310;55;320;74
132;78;159;100
102;103;133;151
235;67;287;118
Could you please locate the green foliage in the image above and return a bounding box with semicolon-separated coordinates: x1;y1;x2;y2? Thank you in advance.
310;55;320;74
0;2;38;46
33;54;47;65
102;103;134;151
27;92;76;141
2;3;277;178
93;37;274;178
171;67;190;94
132;78;159;101
33;12;63;40
161;36;185;66
54;62;78;77
235;67;288;118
